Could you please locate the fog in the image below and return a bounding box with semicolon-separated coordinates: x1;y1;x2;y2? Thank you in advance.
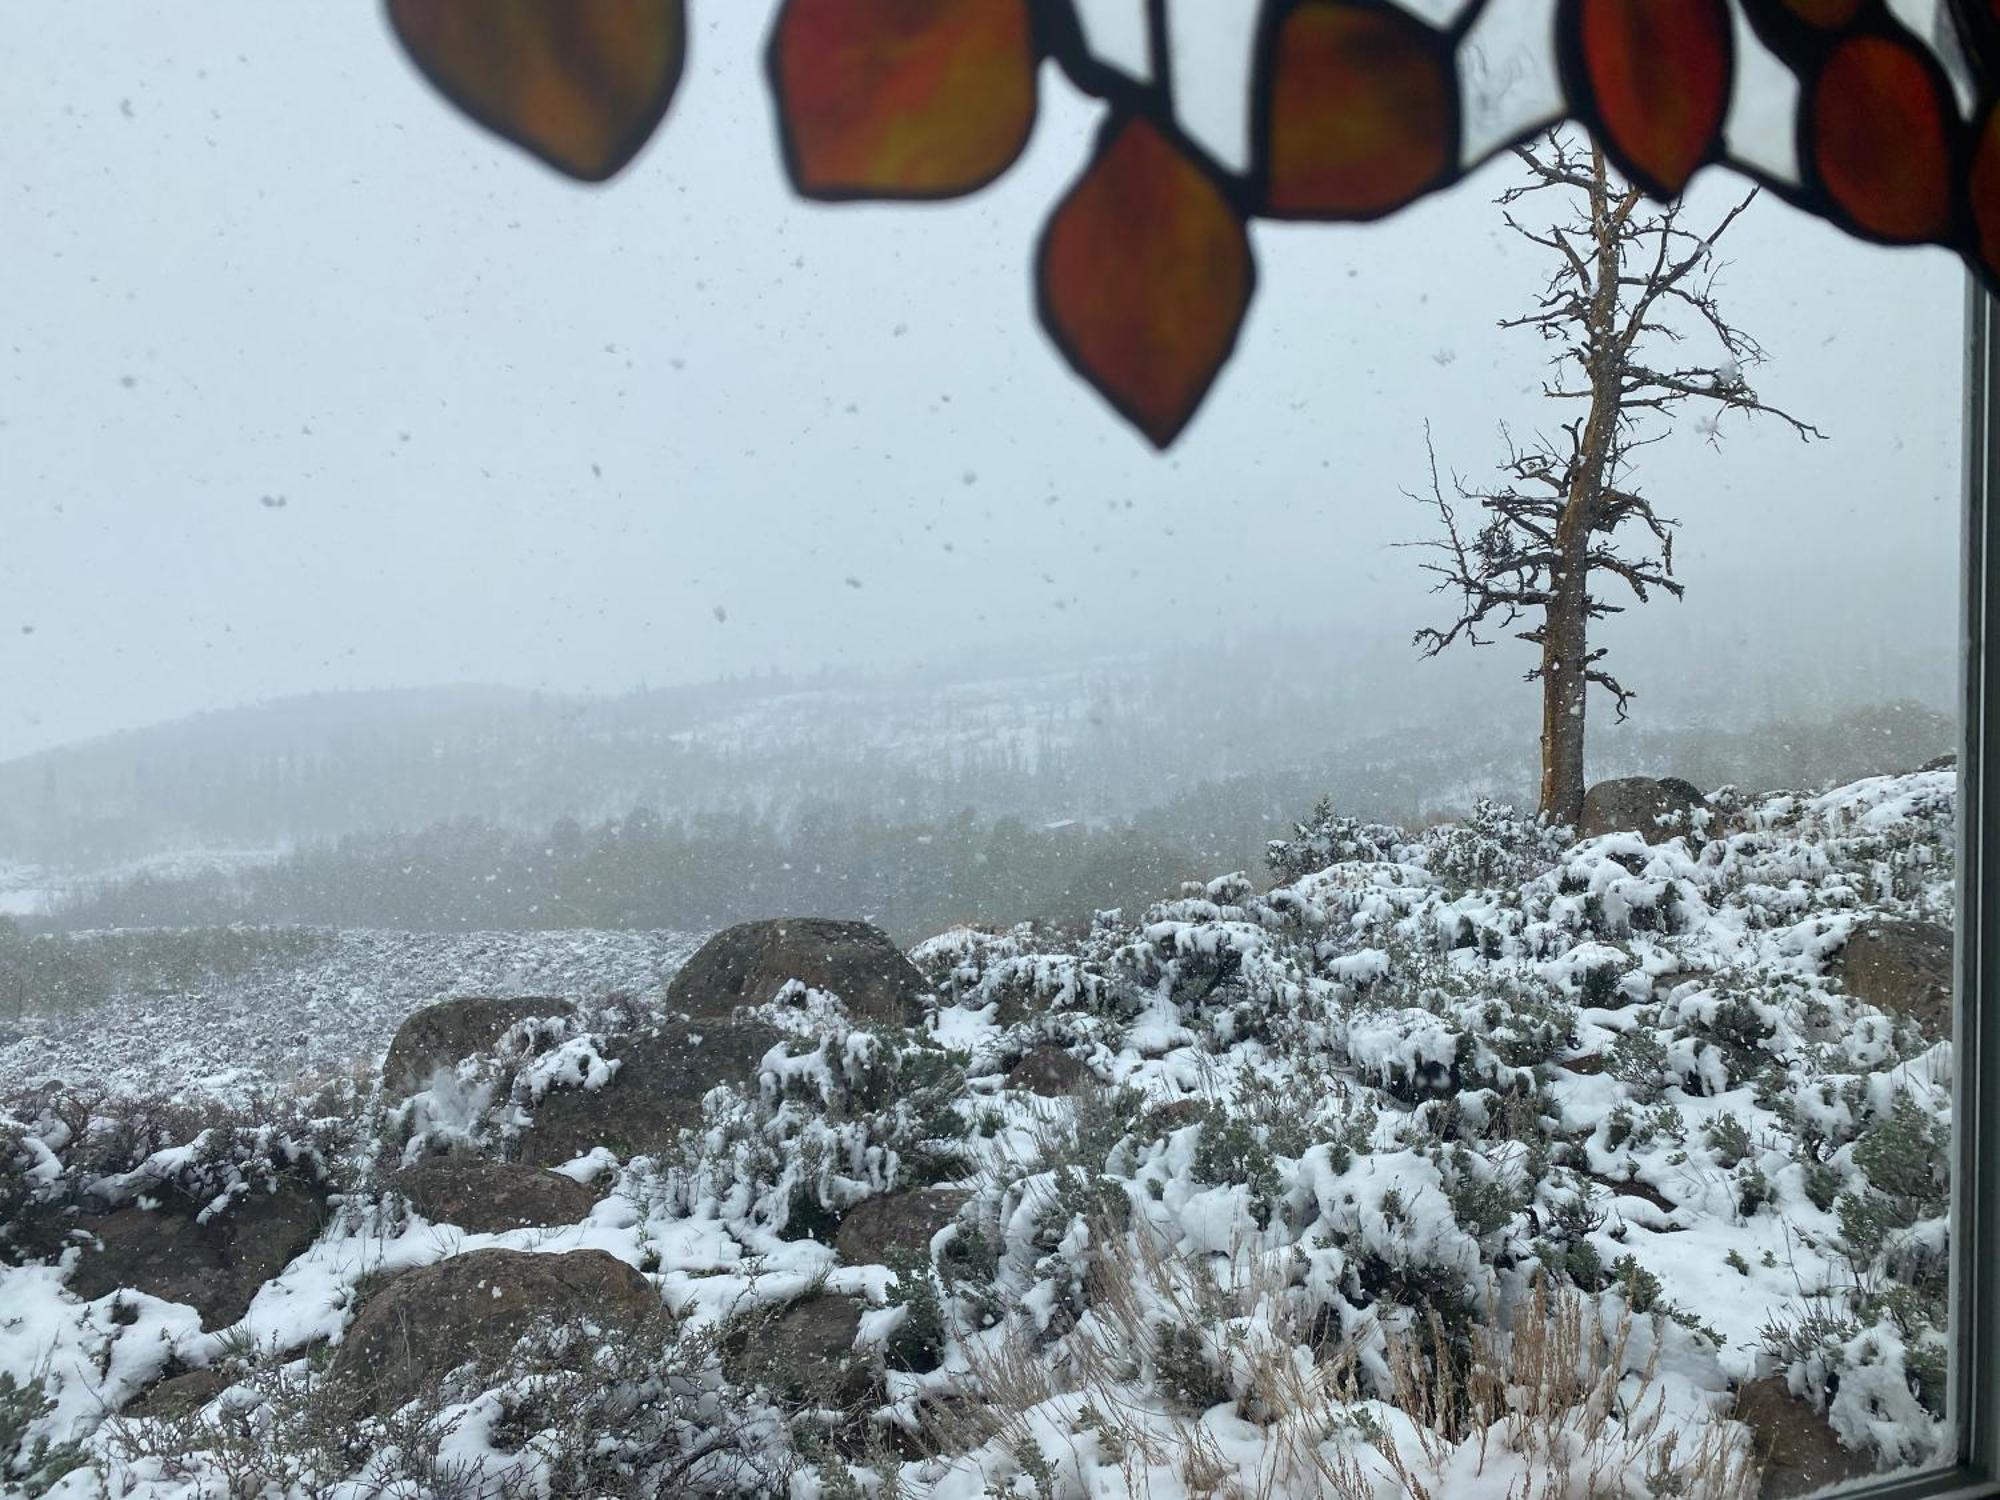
0;2;1963;764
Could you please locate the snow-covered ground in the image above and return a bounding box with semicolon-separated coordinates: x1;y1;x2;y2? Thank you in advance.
0;771;1959;1497
0;929;702;1108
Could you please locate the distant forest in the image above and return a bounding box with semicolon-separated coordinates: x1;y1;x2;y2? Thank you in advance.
38;697;1953;943
44;806;1200;945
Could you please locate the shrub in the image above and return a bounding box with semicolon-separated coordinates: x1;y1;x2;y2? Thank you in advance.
1266;800;1406;882
1705;1115;1752;1169
1190;1105;1281;1224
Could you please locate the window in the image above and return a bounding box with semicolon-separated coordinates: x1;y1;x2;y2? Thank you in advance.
0;4;1992;1497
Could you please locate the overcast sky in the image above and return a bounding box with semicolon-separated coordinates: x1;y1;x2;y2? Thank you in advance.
0;2;1966;760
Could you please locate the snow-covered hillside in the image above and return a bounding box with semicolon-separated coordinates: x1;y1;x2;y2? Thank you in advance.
0;930;702;1108
0;770;1956;1496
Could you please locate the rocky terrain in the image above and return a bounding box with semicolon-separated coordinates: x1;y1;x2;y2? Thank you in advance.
0;769;1956;1498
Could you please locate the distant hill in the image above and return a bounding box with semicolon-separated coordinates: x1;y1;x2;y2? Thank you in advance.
0;629;1954;870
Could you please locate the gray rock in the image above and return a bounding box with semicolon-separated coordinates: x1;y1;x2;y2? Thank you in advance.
1004;1044;1094;1097
328;1248;658;1416
392;1157;599;1233
68;1180;324;1330
834;1188;967;1266
1579;777;1707;842
667;918;928;1027
382;995;574;1099
517;1019;782;1166
1832;917;1954;1041
724;1292;869;1405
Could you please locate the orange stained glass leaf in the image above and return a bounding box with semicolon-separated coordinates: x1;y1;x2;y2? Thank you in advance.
770;0;1038;200
1037;118;1254;448
1573;0;1731;197
388;0;684;181
1262;0;1455;219
1811;35;1953;241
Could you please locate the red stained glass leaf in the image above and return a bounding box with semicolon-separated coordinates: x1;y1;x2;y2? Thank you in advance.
1777;0;1863;25
1037;118;1254;448
1811;35;1953;242
1573;0;1731;197
388;0;684;181
1970;105;2000;279
771;0;1037;200
1262;1;1455;220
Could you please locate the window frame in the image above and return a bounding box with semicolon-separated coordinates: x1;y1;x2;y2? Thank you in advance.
1941;282;2000;1500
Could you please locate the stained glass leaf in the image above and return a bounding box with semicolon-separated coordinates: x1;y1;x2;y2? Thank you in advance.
1568;0;1732;197
1037;116;1255;447
387;0;685;182
1779;0;1862;24
1972;103;2000;277
1810;34;1954;242
770;0;1039;201
1261;0;1456;220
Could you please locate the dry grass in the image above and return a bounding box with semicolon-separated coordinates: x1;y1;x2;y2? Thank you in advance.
924;1212;1757;1500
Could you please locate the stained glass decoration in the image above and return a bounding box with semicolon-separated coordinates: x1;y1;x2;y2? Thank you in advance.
1259;1;1459;219
393;0;2000;446
387;0;685;182
1563;0;1733;197
769;0;1039;200
1807;33;1957;242
1038;117;1256;446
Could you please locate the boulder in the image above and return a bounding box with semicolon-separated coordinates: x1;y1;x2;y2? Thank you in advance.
724;1292;869;1405
1579;777;1707;842
1733;1377;1870;1498
1831;917;1954;1041
667;918;928;1027
1917;752;1957;773
382;996;574;1099
1004;1044;1094;1097
68;1180;323;1330
328;1248;657;1416
392;1157;599;1233
517;1019;782;1167
834;1188;967;1266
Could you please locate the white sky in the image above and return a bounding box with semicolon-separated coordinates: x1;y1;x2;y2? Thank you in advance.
0;1;1966;759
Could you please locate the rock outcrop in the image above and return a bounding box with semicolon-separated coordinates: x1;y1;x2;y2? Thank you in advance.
518;1019;782;1166
1831;917;1954;1041
328;1248;658;1416
1579;776;1707;842
68;1180;323;1330
834;1188;966;1266
1004;1044;1094;1097
723;1292;869;1405
666;918;928;1027
382;995;574;1099
392;1157;600;1233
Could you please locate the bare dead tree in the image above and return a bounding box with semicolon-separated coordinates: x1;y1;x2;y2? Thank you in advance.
1404;130;1823;831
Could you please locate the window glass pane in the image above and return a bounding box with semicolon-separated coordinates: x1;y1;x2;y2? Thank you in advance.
0;5;1964;1497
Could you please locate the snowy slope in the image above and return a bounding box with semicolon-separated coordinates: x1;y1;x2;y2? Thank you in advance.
0;770;1957;1496
0;929;701;1108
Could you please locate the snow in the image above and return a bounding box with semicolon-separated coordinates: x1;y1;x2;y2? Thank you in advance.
0;928;701;1108
0;769;1963;1495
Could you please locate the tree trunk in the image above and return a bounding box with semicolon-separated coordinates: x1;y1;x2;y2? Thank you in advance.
1536;144;1623;831
1538;517;1591;830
